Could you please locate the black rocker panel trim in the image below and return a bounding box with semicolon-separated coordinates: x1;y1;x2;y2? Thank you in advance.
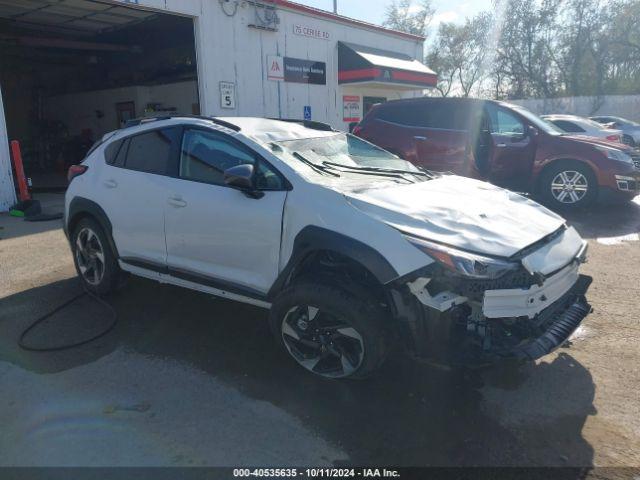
267;225;399;300
169;266;268;301
119;257;168;274
119;258;268;302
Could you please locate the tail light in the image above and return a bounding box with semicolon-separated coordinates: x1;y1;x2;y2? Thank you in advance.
606;134;621;142
67;164;88;183
352;125;363;136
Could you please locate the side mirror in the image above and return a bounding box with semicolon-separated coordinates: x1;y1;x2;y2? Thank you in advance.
224;164;264;199
529;125;539;137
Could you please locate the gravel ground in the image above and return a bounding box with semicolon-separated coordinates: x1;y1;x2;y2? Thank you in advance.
0;194;638;468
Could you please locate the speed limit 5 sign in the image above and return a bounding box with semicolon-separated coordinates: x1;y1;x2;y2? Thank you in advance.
220;82;236;109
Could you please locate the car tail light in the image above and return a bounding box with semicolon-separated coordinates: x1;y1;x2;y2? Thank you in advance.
67;164;88;183
606;134;621;142
352;125;363;136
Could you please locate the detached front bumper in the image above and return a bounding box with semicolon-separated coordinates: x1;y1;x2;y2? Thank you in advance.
490;274;592;362
395;271;593;367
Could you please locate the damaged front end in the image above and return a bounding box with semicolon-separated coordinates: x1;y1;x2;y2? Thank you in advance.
389;227;592;367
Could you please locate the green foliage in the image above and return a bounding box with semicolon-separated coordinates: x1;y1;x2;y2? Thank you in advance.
426;12;493;97
405;0;640;99
382;0;434;36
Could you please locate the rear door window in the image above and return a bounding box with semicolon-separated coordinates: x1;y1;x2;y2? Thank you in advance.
124;127;181;175
429;103;469;130
379;101;469;131
378;103;425;127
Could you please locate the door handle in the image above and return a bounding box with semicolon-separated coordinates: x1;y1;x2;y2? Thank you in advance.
168;196;187;208
103;179;118;189
414;136;428;142
496;143;507;148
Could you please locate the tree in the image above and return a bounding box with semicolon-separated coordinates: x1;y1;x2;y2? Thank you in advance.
383;0;434;36
492;0;563;99
426;12;493;97
591;0;640;95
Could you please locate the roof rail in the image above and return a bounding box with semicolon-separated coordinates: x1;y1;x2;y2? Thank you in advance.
269;118;336;132
123;115;242;132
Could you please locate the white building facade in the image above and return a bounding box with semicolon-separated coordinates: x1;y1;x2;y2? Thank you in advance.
0;0;435;211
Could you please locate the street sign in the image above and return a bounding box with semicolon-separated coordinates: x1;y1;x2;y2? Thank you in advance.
220;82;236;109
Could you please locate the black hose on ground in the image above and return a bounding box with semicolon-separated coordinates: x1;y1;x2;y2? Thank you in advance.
18;289;117;352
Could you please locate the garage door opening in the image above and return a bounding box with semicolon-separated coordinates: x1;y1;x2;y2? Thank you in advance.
0;0;199;191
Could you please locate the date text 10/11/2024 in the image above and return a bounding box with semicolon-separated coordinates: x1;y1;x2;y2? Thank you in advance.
233;468;401;478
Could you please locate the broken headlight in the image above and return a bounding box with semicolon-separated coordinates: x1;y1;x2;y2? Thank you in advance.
406;236;519;280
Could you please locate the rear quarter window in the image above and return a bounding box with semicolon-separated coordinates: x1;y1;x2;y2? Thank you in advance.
104;139;124;165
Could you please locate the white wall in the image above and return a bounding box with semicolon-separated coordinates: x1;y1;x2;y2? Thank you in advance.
0;85;16;211
194;0;426;130
45;81;199;139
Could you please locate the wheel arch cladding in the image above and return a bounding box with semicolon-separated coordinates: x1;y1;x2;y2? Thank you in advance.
267;225;398;300
67;197;119;258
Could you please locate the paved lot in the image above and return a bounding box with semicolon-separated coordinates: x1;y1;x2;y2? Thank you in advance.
0;194;639;467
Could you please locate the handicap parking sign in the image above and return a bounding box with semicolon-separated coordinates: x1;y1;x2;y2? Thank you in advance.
304;106;312;121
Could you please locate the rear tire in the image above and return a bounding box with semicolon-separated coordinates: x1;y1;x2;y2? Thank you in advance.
269;280;389;379
539;161;598;210
71;217;121;296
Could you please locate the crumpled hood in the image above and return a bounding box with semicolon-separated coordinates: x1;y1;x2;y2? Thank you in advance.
345;176;566;258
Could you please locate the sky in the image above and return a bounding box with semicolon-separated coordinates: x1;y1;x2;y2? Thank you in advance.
291;0;493;34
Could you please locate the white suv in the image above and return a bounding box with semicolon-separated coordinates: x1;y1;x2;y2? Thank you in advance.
64;116;592;379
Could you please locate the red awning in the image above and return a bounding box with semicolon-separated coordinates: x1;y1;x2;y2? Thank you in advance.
338;42;437;88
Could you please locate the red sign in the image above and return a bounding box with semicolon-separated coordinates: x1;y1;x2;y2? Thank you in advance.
343;95;361;122
267;55;284;81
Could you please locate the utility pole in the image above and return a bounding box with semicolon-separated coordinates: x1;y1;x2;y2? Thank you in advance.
333;0;337;13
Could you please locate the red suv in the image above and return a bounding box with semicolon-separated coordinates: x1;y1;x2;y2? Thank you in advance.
354;97;640;209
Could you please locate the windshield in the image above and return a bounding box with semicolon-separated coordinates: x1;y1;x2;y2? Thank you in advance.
512;106;566;135
613;117;640;127
274;133;423;174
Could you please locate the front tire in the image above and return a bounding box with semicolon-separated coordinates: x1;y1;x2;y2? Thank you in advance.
71;217;121;296
269;281;389;379
539;161;598;210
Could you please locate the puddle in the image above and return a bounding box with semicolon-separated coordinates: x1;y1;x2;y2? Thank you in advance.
596;233;639;245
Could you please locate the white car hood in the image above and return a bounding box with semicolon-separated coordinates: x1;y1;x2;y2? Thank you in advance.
345;175;566;258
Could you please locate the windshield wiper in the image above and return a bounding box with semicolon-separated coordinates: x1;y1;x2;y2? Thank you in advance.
293;152;341;177
322;161;433;179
